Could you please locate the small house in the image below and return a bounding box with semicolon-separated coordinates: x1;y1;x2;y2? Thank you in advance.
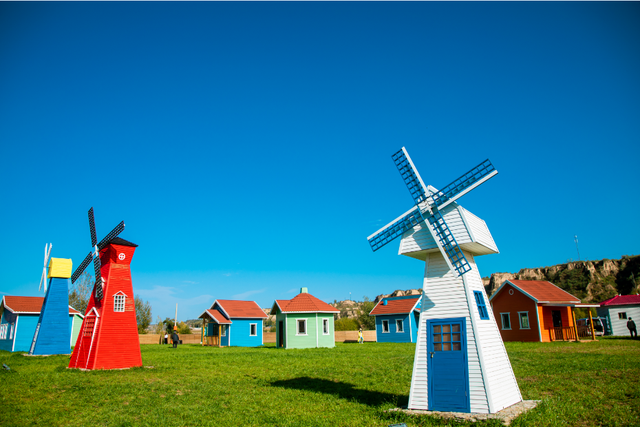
596;295;640;336
0;296;83;352
199;299;267;347
270;288;339;349
369;295;421;343
490;280;599;342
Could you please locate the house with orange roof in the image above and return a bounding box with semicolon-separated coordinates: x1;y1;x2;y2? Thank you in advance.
489;280;599;342
369;295;422;343
597;294;640;336
270;288;339;349
198;299;267;347
0;296;83;352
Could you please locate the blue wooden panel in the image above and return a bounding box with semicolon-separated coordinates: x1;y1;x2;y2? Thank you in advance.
0;310;14;352
14;315;39;352
427;318;469;412
375;315;412;343
31;278;72;355
411;312;420;343
229;319;263;347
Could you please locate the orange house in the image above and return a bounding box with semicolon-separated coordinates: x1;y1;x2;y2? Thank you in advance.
489;280;599;342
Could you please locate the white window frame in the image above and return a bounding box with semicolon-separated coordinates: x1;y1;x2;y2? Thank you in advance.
382;319;390;333
113;292;126;312
221;325;227;337
323;318;329;335
9;323;14;339
518;311;530;330
0;324;7;339
396;319;404;333
296;319;307;336
500;313;512;330
249;323;257;336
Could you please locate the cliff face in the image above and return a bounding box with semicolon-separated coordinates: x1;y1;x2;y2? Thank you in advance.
484;255;640;303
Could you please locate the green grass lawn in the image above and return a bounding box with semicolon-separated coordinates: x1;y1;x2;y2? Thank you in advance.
1;338;639;426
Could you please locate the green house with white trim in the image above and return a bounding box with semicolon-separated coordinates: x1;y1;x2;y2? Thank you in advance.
270;288;339;349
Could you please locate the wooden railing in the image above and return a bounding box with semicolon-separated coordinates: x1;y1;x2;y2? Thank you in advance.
138;330;378;345
549;326;577;341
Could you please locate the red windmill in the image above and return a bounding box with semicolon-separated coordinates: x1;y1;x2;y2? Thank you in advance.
69;208;142;370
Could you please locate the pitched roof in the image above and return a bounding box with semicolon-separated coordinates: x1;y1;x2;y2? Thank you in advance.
215;300;267;318
275;292;339;313
2;296;82;315
598;294;640;307
109;237;138;247
200;308;232;324
505;280;581;303
370;295;421;316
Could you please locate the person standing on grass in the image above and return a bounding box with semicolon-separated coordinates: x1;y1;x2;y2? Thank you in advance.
358;328;364;344
164;333;168;345
171;330;179;348
627;317;637;338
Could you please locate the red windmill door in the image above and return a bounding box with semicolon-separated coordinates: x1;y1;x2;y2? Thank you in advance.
74;310;99;369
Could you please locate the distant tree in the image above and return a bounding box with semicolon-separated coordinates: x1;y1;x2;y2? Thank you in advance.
135;295;152;334
153;316;165;344
163;317;175;333
356;296;376;330
335;317;359;331
69;271;92;315
176;321;191;334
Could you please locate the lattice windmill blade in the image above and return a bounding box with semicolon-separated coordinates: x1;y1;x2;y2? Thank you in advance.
393;147;429;205
96;221;125;251
71;251;94;284
93;254;103;301
424;210;472;277
39;243;53;292
429;159;498;211
88;207;98;247
368;206;426;252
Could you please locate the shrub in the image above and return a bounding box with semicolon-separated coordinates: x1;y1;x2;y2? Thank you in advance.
335;317;359;331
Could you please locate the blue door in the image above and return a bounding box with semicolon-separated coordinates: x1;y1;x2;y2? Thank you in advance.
427;318;469;412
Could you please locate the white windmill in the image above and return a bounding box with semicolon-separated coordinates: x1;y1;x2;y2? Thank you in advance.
368;147;521;414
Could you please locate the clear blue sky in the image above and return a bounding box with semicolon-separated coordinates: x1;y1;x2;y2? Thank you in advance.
1;2;638;322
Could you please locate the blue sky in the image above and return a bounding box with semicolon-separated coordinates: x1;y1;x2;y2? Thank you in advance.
1;2;638;322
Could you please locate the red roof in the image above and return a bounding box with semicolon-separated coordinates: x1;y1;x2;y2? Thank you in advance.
506;280;580;303
2;296;81;315
599;295;640;307
370;295;421;316
215;300;267;318
275;292;339;313
201;308;232;324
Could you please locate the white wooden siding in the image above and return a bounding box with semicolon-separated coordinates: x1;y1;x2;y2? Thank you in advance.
597;306;640;336
459;207;499;254
407;251;521;413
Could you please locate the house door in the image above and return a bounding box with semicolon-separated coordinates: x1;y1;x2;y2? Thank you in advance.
427;318;469;412
278;321;284;348
552;310;562;327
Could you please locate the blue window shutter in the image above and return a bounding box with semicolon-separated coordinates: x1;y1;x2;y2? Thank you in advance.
473;291;489;320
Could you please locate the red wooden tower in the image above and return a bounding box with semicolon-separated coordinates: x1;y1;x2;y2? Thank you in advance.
69;208;142;370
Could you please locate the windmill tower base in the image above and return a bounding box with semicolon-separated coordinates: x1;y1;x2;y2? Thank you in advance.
408;251;522;413
29;278;72;356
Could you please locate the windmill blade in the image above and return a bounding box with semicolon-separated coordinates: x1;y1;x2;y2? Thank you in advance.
423;210;472;277
39;243;53;292
392;147;429;205
71;251;94;284
93;256;103;301
430;159;498;210
88;207;98;247
96;221;125;251
368;206;425;252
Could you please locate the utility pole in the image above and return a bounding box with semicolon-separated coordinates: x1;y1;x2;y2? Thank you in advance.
574;235;581;261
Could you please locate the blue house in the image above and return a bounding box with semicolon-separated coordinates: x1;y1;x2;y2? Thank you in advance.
0;296;83;353
199;299;267;347
370;295;422;343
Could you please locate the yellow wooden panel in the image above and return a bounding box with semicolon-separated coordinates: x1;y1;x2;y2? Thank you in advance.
48;258;73;278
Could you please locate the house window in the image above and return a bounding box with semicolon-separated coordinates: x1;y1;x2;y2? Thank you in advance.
473;291;489;320
323;318;329;335
518;312;530;329
250;323;257;336
619;312;627;320
9;323;14;339
297;319;307;335
113;294;125;312
221;325;227;337
396;319;404;333
500;313;511;330
0;324;7;339
382;319;390;333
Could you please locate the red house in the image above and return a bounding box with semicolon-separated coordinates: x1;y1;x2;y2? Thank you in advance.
489;280;599;342
69;237;141;370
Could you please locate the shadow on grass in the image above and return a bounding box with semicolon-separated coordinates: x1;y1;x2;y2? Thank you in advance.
270;376;407;407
